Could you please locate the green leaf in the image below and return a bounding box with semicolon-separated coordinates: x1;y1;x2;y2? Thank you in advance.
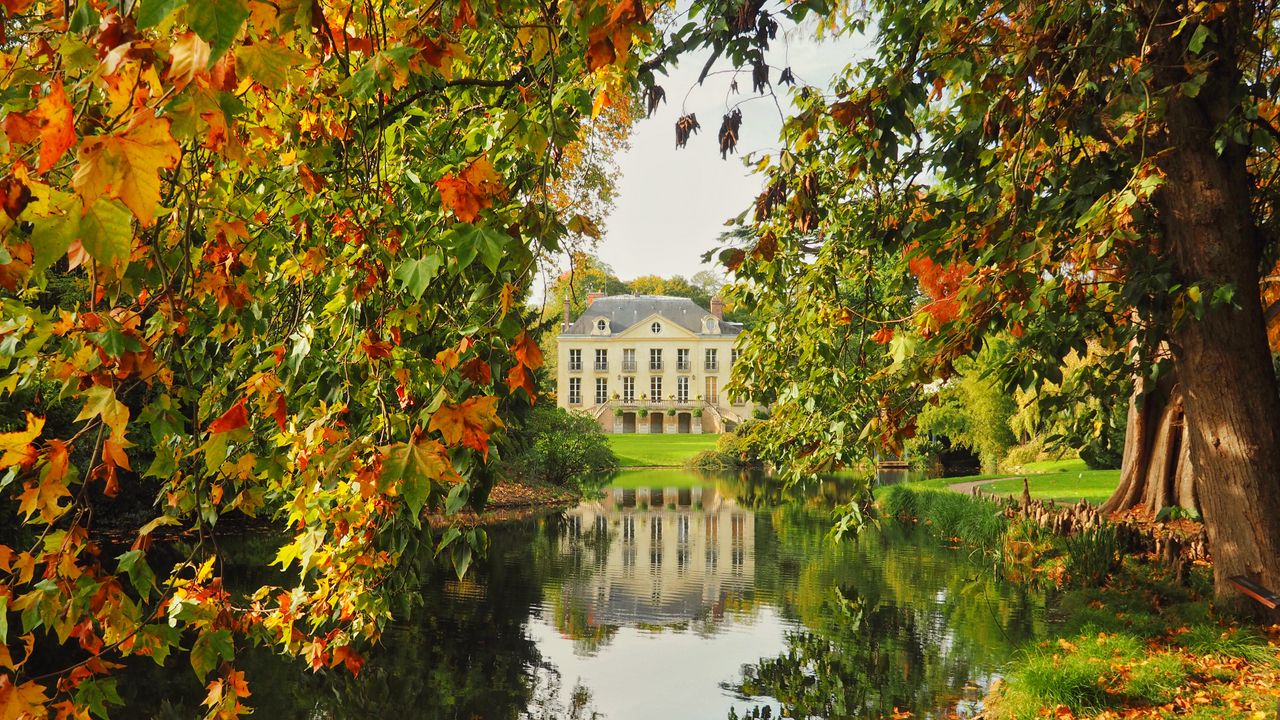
448;224;507;274
137;0;186;28
190;629;234;679
382;441;448;522
79;198;134;271
187;0;250;60
393;254;443;299
88;328;143;358
234;42;305;89
0;595;8;645
1188;24;1212;54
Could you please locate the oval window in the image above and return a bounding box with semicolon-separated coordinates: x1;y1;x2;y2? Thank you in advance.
651;322;661;334
596;319;607;331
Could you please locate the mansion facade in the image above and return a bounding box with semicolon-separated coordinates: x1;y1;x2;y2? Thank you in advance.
555;294;757;434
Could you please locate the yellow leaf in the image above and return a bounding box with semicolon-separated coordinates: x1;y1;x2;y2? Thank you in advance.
0;677;47;720
168;32;212;89
72;113;181;226
0;412;43;469
17;475;70;523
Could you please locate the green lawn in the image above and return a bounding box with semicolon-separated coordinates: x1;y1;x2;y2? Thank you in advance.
606;433;719;467
605;468;715;489
948;458;1120;504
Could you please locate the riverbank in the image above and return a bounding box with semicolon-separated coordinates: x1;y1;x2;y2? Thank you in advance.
885;458;1122;505
424;481;579;527
877;486;1279;719
605;433;719;467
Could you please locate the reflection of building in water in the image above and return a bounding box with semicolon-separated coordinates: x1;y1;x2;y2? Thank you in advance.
554;485;755;629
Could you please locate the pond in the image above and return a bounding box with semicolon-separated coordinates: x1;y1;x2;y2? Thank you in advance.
114;469;1051;719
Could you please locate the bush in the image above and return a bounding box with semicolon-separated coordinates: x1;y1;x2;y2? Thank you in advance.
881;485;920;519
504;406;617;485
686;420;764;468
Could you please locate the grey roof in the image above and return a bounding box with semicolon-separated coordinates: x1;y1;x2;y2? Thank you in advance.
564;295;742;336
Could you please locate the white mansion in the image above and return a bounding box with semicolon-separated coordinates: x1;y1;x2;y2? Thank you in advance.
555;293;757;434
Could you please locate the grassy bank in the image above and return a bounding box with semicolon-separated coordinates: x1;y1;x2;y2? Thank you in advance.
917;458;1121;504
877;486;1279;719
605;433;719;467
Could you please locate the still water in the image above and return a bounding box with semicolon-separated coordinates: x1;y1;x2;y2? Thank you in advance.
119;469;1050;719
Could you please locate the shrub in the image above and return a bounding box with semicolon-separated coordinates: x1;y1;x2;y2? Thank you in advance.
638;407;649;418
666;407;676;416
1063;525;1120;588
693;408;703;417
504;406;617;485
881;485;920;519
613;407;624;417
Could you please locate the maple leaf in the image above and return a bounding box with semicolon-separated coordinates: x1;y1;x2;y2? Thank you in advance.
506;363;536;403
72;113;181;226
272;392;287;432
428;396;504;456
460;357;492;385
435;156;506;223
33;78;76;174
207;398;249;434
17;475;71;523
0;677;48;720
2;112;40;146
434;346;460;371
0;412;43;470
511;330;544;370
168;32;212;89
499;282;517;318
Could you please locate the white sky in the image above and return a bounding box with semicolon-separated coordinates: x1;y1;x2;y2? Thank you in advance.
545;20;870;290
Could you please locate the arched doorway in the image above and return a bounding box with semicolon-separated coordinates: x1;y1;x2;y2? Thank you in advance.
650;413;664;433
622;412;637;433
677;412;692;433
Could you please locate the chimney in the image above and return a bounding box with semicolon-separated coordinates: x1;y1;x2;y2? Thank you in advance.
562;294;571;332
586;290;606;305
710;296;724;320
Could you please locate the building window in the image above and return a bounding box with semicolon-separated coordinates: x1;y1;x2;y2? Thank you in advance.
731;348;741;366
651;321;662;334
595;378;608;405
623;376;635;402
568;348;582;372
650;376;662;400
705;348;718;371
596;318;607;332
677;377;689;403
649;348;662;371
594;348;608;371
568;377;581;405
705;376;718;403
676;348;690;371
622;348;637;372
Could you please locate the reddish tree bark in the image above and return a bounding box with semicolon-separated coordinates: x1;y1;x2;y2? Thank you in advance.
1102;377;1197;516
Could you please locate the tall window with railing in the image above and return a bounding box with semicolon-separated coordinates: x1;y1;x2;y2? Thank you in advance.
622;348;637;372
676;348;690;371
704;348;718;371
595;378;608;404
730;348;741;367
568;348;582;372
650;376;662;400
677;376;689;403
594;348;608;371
568;377;581;405
622;376;635;402
649;348;663;371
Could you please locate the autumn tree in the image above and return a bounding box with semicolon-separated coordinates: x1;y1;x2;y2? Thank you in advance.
669;0;1280;614
0;0;656;714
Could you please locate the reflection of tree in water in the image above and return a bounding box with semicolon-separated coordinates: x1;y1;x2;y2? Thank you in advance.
732;521;1047;719
109;521;584;719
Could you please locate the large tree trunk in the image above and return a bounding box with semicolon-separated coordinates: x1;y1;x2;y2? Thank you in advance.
1147;4;1280;617
1101;376;1197;516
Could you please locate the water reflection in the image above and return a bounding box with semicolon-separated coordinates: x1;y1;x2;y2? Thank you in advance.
111;469;1047;720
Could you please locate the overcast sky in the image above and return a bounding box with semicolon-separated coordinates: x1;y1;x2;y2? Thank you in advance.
540;20;870;293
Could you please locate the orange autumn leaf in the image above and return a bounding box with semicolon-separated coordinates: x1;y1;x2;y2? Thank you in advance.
72;112;182;226
428;395;504;456
870;327;894;344
511;330;543;370
207;398;249;434
0;677;49;719
459;357;491;385
505;363;536;402
434;345;460;371
435;155;506;223
17;475;71;523
33;78;76;174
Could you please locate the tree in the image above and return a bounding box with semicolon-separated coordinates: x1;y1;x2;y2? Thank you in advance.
0;0;655;713
674;1;1280;613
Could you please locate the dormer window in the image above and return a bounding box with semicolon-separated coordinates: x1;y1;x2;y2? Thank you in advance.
596;319;607;332
702;316;720;334
651;321;662;334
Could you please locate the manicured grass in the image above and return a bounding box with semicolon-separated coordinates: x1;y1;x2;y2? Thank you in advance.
605;433;720;467
981;460;1119;504
604;468;715;489
939;459;1120;504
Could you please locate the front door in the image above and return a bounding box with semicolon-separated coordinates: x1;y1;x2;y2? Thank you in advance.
650;413;664;433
